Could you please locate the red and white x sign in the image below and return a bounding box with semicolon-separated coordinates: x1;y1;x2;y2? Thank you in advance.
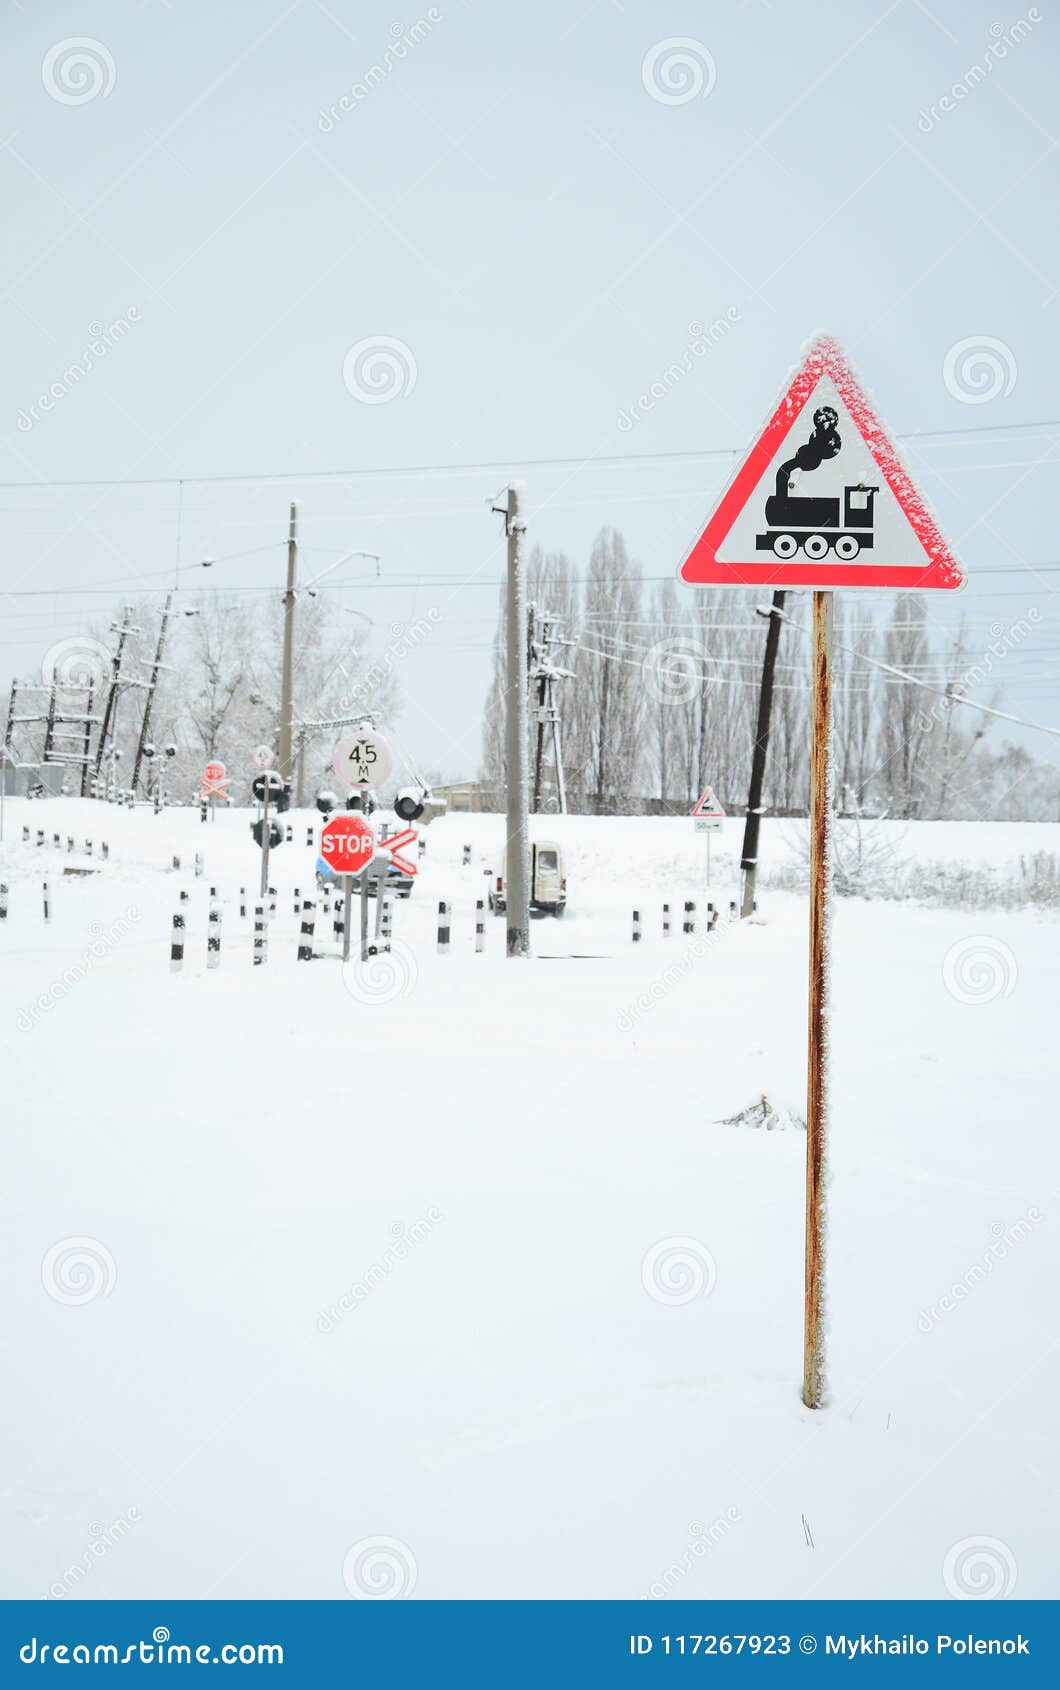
384;828;419;877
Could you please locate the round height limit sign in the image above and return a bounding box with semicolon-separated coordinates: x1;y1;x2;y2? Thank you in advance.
332;729;392;789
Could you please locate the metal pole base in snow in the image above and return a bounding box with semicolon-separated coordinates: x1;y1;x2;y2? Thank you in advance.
437;900;450;955
803;589;833;1412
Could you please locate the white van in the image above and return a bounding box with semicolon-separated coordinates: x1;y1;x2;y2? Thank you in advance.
488;840;566;917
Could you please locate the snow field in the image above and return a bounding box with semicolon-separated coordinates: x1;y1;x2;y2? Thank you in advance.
1;799;1056;1601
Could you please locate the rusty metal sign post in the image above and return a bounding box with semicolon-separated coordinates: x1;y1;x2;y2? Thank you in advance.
803;590;833;1410
677;337;964;1411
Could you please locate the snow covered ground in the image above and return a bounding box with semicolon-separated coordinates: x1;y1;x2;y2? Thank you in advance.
1;799;1056;1602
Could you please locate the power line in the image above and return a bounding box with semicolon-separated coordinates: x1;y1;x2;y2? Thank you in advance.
0;418;1057;492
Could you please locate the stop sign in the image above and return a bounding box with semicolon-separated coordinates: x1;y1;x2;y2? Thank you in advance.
320;812;376;876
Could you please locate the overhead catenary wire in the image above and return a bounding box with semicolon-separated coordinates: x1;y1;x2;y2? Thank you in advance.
0;417;1057;491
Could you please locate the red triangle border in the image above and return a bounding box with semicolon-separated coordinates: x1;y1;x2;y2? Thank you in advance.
679;336;965;592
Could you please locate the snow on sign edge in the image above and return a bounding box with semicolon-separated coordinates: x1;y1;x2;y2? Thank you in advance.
677;334;966;593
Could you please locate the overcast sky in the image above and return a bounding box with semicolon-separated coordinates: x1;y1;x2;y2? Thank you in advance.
2;0;1058;779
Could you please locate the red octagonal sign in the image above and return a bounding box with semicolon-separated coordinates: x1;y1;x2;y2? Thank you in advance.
320;812;376;876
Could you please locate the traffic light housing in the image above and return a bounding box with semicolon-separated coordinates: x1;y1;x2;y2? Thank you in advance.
251;819;284;849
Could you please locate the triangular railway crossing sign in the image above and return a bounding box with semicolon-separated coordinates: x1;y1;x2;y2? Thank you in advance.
679;336;964;592
691;786;724;819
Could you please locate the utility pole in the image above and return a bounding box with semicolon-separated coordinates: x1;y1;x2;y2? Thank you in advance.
278;502;298;783
93;607;137;789
501;481;530;957
740;590;786;918
133;592;173;794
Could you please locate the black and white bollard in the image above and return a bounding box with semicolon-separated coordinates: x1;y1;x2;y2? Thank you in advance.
254;904;267;966
293;886;301;917
170;911;185;972
67;836;75;853
0;883;7;921
207;903;222;970
172;854;181;871
305;825;314;848
194;852;203;878
663;902;671;937
21;825;29;844
285;824;292;843
380;893;393;947
179;887;190;905
209;885;218;902
729;900;737;921
297;899;316;962
36;828;44;848
200;800;208;824
42;881;51;924
437;899;450;955
632;909;642;943
101;842;109;861
475;898;485;953
268;885;277;919
418;837;426;860
52;832;60;848
462;843;471;866
85;839;93;859
239;887;247;919
333;898;343;944
683;900;695;935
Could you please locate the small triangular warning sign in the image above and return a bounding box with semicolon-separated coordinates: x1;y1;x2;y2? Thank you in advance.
679;337;964;592
692;786;724;819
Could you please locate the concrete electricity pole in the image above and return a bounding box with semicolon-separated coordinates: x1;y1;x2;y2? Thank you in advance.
502;481;530;957
277;501;298;781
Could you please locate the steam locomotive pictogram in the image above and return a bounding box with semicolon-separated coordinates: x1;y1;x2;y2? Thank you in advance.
755;405;878;561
